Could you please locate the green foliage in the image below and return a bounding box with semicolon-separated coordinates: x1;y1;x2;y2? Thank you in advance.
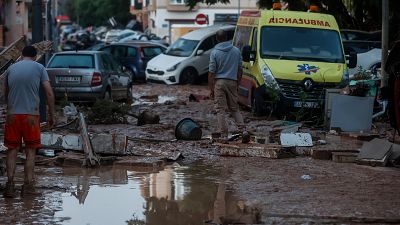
66;0;132;27
87;100;130;124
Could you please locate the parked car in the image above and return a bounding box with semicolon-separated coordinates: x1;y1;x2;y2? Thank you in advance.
341;29;381;42
98;41;167;81
105;29;138;43
146;24;235;84
46;51;132;102
341;29;382;77
119;32;150;42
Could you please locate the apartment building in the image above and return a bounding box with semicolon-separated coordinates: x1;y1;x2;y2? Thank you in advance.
0;0;30;46
131;0;257;41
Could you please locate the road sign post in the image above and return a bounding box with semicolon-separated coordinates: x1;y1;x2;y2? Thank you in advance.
195;13;208;25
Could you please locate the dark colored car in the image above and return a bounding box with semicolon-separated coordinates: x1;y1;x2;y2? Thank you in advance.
98;42;166;81
46;51;132;102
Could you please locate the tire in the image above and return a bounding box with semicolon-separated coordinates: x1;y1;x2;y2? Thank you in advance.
251;90;266;117
180;68;198;85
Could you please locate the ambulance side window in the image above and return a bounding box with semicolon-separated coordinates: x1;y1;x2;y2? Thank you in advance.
233;26;252;51
251;28;258;52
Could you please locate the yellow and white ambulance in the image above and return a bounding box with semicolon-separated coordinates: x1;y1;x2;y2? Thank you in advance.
234;10;352;115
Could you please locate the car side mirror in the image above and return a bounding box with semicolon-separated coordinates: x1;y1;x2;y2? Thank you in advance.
196;49;204;56
242;45;256;63
346;52;357;69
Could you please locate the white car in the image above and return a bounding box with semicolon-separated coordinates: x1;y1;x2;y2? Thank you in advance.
105;29;137;43
344;40;381;77
348;48;381;77
145;25;235;85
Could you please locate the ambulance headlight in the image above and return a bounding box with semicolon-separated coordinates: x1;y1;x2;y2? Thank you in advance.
261;65;280;90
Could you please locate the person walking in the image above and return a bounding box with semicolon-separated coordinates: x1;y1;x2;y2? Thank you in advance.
208;29;245;139
3;46;55;198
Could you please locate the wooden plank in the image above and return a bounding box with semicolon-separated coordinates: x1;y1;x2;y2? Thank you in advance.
79;113;99;167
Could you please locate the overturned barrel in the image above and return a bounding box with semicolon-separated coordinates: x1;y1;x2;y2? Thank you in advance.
175;118;202;140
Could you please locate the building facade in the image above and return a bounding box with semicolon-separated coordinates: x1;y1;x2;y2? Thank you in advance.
131;0;258;42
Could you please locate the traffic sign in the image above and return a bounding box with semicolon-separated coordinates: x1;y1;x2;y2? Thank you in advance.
195;14;208;25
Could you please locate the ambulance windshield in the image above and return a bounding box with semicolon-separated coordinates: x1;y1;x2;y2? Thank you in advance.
260;26;344;63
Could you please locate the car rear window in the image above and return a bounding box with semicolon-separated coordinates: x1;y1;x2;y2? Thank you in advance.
142;47;163;58
48;54;95;68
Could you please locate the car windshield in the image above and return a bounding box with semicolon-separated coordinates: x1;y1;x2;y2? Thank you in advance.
142;47;163;58
48;54;95;68
165;38;199;57
260;26;344;63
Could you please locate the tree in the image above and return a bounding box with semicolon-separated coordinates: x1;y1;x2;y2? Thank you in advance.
65;0;132;27
186;0;400;43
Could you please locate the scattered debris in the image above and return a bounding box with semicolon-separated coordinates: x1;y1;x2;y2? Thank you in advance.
175;118;202;141
41;133;82;151
216;142;295;159
189;93;210;102
136;110;160;126
330;94;374;132
79;113;100;167
280;133;313;147
357;138;393;167
301;174;312;180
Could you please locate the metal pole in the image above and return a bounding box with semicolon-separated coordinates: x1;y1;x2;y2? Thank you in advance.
32;0;43;44
381;0;389;88
32;0;47;123
238;0;240;16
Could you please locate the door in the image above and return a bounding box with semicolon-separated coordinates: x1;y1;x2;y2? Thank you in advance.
101;53;120;99
108;54;130;99
195;35;216;75
234;25;255;107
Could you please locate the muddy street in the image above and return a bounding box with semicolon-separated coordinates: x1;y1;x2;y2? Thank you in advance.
1;83;400;225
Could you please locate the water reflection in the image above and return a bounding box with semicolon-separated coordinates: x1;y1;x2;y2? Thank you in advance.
1;161;260;224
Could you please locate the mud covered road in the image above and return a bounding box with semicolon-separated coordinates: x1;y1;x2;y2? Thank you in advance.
1;83;400;225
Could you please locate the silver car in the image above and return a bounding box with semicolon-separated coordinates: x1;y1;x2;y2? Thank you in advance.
46;51;132;102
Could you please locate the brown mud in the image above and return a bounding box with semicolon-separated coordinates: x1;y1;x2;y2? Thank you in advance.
0;83;400;224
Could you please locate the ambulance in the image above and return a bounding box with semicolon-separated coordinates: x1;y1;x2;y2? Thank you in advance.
234;10;355;115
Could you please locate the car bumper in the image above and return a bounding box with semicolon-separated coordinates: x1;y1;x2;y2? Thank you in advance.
145;70;179;85
54;86;104;102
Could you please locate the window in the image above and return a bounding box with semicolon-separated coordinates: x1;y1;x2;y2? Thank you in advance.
165;38;199;57
48;54;94;68
251;28;257;52
111;46;127;58
233;26;253;51
142;47;163;58
170;0;186;5
100;54;112;70
127;47;137;57
198;36;215;52
260;26;344;63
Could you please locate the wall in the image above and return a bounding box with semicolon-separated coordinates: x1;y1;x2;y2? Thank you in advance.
150;0;257;39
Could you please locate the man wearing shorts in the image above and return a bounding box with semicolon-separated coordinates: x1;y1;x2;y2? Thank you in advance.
3;46;55;197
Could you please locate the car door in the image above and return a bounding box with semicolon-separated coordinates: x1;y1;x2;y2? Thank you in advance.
101;53;120;99
195;35;215;75
108;54;130;99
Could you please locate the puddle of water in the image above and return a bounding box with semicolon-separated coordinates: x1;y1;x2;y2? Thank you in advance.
0;162;260;225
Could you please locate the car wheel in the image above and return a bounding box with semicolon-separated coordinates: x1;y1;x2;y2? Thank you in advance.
180;68;198;85
251;90;266;117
